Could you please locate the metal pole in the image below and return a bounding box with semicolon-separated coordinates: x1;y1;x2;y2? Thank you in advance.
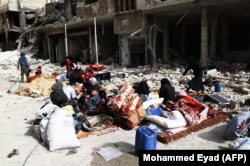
94;17;98;64
65;24;68;57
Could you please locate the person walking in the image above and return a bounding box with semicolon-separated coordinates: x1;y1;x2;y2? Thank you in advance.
181;56;204;93
17;52;30;82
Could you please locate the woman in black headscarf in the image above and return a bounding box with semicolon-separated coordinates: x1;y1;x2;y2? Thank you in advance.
138;81;151;102
50;81;68;107
159;78;175;102
182;56;204;92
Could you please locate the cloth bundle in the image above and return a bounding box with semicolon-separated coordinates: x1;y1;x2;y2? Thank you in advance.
107;83;145;129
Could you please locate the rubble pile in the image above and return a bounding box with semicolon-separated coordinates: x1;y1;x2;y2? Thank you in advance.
101;65;250;110
0;51;249;107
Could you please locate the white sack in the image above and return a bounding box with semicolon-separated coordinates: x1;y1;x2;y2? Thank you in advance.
47;108;80;151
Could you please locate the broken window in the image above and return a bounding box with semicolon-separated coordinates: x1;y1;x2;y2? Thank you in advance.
115;0;136;13
228;20;250;51
85;0;97;5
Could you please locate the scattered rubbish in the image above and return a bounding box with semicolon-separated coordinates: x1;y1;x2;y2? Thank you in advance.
97;147;123;161
229;101;241;110
7;82;20;94
203;93;230;105
66;148;78;155
206;69;217;76
7;149;20;158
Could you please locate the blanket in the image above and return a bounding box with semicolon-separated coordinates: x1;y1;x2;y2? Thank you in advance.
157;112;229;144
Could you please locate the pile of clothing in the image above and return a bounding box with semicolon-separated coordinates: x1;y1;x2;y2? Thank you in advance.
144;91;218;135
14;76;57;97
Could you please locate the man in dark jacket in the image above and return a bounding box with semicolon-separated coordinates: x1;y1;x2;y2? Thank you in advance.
17;52;30;82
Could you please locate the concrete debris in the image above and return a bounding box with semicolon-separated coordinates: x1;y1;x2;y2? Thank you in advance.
0;50;249;107
7;149;20;158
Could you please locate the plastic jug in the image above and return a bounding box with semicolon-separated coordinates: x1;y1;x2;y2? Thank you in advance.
214;83;222;92
135;127;157;152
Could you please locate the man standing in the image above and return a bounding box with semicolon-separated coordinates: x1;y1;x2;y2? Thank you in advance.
17;52;30;82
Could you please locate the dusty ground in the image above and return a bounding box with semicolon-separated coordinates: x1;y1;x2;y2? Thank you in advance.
0;51;234;166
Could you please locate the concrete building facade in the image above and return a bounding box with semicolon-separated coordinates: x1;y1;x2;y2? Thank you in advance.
3;0;250;67
0;0;48;50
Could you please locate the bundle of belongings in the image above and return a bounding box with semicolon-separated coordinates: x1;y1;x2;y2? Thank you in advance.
33;102;80;151
82;64;110;81
10;74;57;97
107;83;146;129
145;91;210;130
33;101;118;151
224;108;250;150
143;91;227;144
75;114;118;139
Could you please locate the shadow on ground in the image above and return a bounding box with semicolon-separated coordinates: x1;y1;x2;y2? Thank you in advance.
24;123;47;149
198;123;229;148
91;142;138;166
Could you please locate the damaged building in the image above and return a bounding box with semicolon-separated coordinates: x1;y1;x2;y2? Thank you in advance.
114;0;250;67
12;0;250;67
0;0;48;51
34;0;117;64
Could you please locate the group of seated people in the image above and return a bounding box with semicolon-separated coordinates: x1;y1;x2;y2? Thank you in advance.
135;78;176;104
49;75;108;116
50;55;209;120
49;64;179;116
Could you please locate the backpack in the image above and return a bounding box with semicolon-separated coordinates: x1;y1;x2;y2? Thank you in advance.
19;56;28;67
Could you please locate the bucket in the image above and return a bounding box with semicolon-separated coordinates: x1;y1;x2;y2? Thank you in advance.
146;108;162;116
135;127;157;152
214;83;222;92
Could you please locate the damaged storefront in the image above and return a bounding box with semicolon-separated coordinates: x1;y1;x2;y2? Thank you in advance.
114;0;250;67
35;0;118;65
20;0;250;68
